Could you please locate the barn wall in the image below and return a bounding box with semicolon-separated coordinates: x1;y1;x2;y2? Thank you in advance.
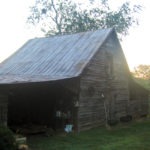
78;49;106;131
78;31;130;131
0;94;8;126
104;32;130;119
129;79;149;117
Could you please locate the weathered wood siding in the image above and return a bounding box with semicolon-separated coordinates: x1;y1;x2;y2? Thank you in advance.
129;79;149;117
104;33;130;120
78;49;106;131
0;94;8;126
78;31;130;131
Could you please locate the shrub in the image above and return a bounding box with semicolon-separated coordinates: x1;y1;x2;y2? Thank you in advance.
0;125;17;150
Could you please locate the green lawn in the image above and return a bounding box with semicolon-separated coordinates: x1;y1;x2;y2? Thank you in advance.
28;119;150;150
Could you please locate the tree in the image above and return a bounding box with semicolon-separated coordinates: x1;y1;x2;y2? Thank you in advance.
132;65;150;80
28;0;141;37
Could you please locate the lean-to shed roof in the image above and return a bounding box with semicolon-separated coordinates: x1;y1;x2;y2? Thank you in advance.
0;28;113;84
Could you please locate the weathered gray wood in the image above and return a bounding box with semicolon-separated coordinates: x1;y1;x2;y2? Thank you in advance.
77;32;136;131
0;94;8;126
128;79;149;118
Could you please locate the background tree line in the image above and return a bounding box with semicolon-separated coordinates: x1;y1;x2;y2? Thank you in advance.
132;65;150;90
132;65;150;80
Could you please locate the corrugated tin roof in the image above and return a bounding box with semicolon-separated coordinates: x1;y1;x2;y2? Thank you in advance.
0;28;113;84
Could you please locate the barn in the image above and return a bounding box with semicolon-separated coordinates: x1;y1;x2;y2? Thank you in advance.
0;28;149;131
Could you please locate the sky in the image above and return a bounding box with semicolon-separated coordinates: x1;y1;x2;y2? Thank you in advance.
0;0;150;70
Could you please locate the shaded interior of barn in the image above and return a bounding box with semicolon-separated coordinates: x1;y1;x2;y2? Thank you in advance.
7;78;78;132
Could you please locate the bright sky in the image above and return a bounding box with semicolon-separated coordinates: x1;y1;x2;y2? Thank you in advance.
0;0;149;70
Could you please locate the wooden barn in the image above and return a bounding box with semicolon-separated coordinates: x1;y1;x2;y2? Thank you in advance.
0;28;149;131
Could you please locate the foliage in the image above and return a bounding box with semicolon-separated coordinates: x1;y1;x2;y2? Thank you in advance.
0;125;17;150
132;65;150;80
28;120;150;150
28;0;141;37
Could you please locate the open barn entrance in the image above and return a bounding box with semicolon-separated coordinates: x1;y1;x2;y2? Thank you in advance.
7;79;79;134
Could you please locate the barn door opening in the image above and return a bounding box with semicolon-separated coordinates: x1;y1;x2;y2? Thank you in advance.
8;80;79;133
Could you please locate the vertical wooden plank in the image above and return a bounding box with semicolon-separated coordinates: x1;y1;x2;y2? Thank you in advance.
0;94;8;126
78;32;130;131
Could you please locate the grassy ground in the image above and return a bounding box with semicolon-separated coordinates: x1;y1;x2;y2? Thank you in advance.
28;119;150;150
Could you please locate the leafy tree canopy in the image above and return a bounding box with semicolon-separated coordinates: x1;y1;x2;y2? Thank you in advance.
132;65;150;80
28;0;141;37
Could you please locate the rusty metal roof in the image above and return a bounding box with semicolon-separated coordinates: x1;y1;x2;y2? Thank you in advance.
0;28;113;84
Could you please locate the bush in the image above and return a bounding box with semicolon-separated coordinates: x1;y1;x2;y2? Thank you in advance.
0;125;17;150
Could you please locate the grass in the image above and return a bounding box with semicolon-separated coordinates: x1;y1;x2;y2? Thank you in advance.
28;119;150;150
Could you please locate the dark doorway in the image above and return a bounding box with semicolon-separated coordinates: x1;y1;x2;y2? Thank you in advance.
7;80;77;133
